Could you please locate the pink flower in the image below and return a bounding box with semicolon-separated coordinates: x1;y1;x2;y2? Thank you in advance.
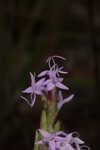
38;64;69;91
21;72;45;107
35;129;89;150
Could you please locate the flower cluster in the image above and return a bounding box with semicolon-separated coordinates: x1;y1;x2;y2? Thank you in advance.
20;55;90;150
21;55;74;109
35;129;90;150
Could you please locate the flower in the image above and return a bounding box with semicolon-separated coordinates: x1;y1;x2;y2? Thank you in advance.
38;64;69;91
35;129;90;150
21;72;45;107
57;91;74;110
35;129;67;150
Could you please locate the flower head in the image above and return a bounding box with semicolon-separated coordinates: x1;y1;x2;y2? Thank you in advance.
20;55;72;107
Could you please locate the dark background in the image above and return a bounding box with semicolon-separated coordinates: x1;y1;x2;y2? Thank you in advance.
0;0;100;150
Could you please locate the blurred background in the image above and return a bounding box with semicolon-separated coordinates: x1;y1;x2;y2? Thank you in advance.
0;0;100;150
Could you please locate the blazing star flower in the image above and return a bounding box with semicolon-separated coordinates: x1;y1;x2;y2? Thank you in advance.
21;72;45;107
57;91;74;110
35;129;67;150
38;64;69;91
35;129;90;150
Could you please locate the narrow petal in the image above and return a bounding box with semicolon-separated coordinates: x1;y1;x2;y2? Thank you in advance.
58;94;74;110
58;77;64;82
35;140;44;145
75;143;81;150
53;55;66;60
30;72;35;86
66;133;73;143
38;129;51;138
59;70;68;74
43;79;52;85
22;86;33;93
56;82;69;90
58;66;68;74
74;137;84;144
63;94;74;103
58;91;63;102
20;96;31;107
30;94;36;107
38;70;48;77
36;78;45;87
46;56;51;63
55;131;67;137
54;136;65;142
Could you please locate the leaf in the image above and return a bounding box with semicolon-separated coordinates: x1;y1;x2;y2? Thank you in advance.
40;110;47;131
54;121;60;132
34;130;41;150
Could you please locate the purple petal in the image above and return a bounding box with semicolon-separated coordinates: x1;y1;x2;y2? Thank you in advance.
74;137;84;144
35;140;44;145
58;91;63;102
20;96;31;107
38;70;48;77
22;86;33;93
38;129;51;138
43;79;52;85
30;94;36;107
59;70;68;74
58;66;68;74
63;94;74;103
46;56;51;63
53;55;66;60
58;77;64;82
30;72;35;85
55;131;67;137
66;133;73;143
56;82;69;90
36;78;45;87
49;141;56;150
58;94;74;110
54;136;65;142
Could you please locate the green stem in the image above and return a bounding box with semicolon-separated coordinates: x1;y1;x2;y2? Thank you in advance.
34;90;59;150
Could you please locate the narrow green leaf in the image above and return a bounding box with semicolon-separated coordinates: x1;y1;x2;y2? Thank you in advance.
40;110;47;130
54;121;60;132
34;130;40;150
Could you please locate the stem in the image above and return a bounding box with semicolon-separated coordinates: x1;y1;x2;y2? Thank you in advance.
40;90;57;132
47;90;57;132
